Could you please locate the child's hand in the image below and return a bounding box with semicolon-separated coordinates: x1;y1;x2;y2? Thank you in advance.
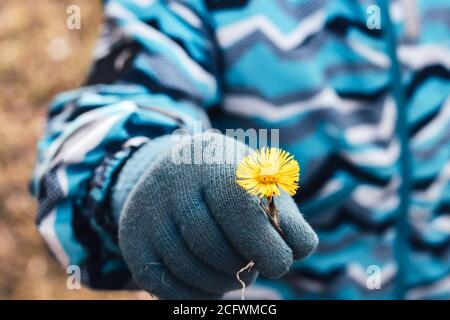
117;133;318;299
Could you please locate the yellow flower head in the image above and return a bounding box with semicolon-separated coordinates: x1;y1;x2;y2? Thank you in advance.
236;147;300;197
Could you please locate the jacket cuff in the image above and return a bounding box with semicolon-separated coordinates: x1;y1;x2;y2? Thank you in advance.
111;135;177;224
84;137;148;246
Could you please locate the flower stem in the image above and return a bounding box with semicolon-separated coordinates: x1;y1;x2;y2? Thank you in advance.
261;196;283;236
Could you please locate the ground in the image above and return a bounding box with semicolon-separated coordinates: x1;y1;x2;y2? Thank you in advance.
0;0;148;299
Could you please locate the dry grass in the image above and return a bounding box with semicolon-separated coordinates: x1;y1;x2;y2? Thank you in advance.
0;0;149;299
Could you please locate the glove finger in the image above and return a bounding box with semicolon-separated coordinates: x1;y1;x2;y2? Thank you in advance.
275;192;319;260
204;165;294;279
150;214;258;294
171;181;252;274
119;219;219;299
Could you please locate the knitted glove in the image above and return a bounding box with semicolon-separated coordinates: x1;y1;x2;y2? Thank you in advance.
113;133;318;299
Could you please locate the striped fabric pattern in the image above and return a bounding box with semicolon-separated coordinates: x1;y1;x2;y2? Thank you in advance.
31;0;450;298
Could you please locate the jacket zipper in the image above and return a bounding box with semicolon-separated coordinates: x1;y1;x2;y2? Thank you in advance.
380;0;412;299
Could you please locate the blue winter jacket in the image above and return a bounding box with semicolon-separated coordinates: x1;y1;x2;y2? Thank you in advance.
31;0;450;299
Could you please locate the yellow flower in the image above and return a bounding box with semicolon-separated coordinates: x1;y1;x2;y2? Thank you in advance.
236;147;300;197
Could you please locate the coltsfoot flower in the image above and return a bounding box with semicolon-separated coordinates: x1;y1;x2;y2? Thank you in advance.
236;147;300;198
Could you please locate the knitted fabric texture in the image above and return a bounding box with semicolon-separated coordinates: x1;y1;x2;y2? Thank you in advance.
111;135;177;224
116;133;318;299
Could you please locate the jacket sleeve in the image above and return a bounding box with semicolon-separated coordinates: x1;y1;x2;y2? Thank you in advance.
30;0;220;289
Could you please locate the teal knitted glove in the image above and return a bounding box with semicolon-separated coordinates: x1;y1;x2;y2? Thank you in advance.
114;133;318;299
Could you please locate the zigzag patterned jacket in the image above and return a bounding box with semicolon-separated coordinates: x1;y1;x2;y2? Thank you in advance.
31;0;450;299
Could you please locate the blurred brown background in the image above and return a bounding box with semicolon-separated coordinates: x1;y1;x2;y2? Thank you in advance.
0;0;147;299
